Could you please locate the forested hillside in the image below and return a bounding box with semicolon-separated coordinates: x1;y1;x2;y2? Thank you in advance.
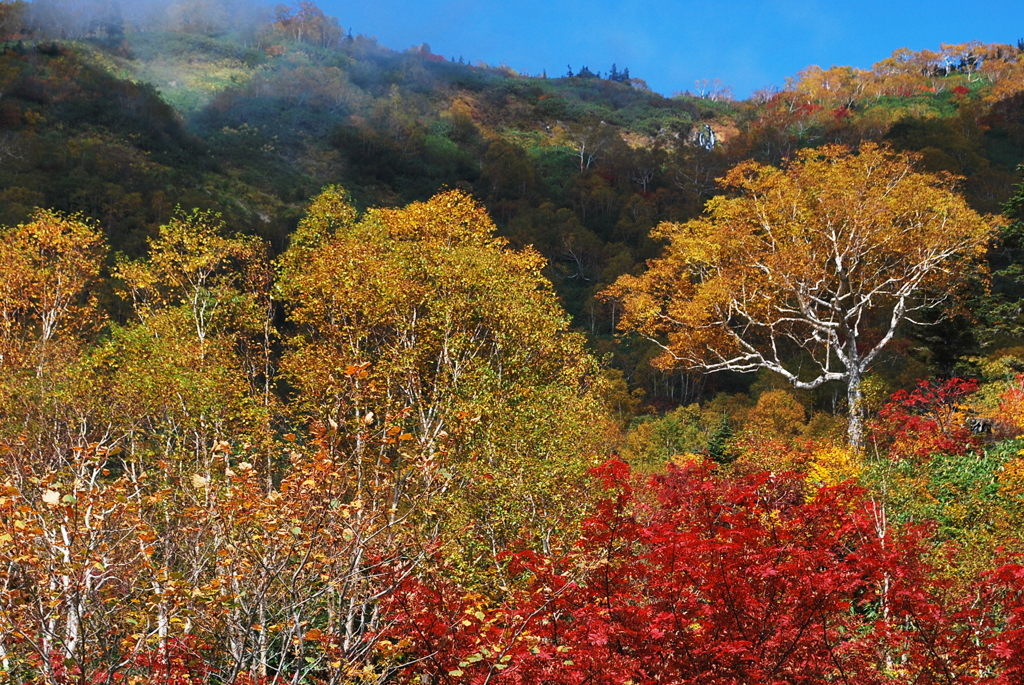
5;1;1024;683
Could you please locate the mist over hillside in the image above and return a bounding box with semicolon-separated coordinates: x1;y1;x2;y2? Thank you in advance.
20;0;272;37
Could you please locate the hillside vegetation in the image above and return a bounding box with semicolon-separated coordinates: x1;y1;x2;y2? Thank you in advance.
5;1;1024;683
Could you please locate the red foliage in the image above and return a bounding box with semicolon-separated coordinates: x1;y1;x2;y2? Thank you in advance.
47;637;218;685
124;638;218;684
870;378;981;459
729;435;817;474
381;460;1002;684
988;561;1024;682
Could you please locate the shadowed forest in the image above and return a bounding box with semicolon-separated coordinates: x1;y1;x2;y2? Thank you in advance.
5;1;1024;683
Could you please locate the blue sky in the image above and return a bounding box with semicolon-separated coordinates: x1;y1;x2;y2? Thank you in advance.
320;0;1024;98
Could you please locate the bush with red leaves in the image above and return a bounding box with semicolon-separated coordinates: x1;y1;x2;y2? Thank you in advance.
869;378;981;459
380;459;1012;685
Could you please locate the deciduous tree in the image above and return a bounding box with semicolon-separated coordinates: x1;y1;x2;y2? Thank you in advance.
0;209;104;374
277;188;611;587
604;144;995;448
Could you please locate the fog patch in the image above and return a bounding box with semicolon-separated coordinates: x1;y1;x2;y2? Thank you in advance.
23;0;275;39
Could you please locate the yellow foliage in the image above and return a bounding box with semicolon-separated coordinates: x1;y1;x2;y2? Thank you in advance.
670;452;703;468
604;143;995;448
807;444;863;487
802;412;847;441
277;188;612;589
731;437;814;474
744;389;807;438
860;375;894;414
999;454;1024;498
0;208;105;369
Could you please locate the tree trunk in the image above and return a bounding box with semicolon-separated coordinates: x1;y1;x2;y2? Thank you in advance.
847;365;864;450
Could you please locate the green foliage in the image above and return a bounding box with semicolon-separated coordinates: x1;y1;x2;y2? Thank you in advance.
621;403;729;469
986;169;1024;342
864;438;1024;576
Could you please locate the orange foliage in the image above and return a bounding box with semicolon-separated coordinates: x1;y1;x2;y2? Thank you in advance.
996;374;1024;435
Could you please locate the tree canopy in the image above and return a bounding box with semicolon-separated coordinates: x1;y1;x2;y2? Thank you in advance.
604;144;997;446
277;188;611;586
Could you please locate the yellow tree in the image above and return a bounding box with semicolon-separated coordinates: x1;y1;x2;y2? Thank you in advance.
0;209;106;483
604;144;996;448
0;209;104;375
103;210;278;677
790;64;866;108
277;188;611;586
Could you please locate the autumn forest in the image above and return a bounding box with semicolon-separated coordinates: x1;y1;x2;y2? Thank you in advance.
5;0;1024;683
